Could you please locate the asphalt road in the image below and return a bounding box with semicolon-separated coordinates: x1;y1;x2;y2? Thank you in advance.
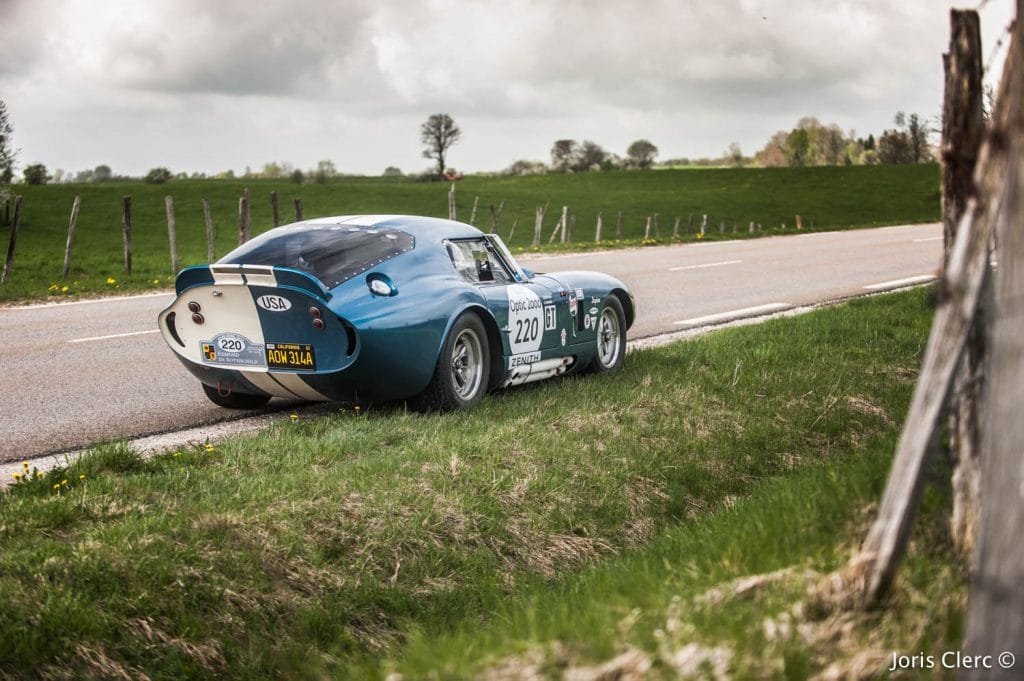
0;223;942;461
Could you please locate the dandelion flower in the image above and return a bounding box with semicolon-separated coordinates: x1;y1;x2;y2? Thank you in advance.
61;286;69;293
22;462;29;469
79;474;86;480
290;414;299;421
12;473;21;480
61;479;68;486
52;483;60;490
36;471;42;477
106;277;117;285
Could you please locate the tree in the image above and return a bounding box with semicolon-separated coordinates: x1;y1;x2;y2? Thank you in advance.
575;140;607;171
145;167;172;184
626;139;659;169
786;128;811;166
94;164;112;182
726;142;744;167
878;129;913;164
906;113;932;163
382;166;403;177
290;169;305;184
420;114;461;179
23;163;50;185
313;159;336;184
0;99;14;185
550;139;578;172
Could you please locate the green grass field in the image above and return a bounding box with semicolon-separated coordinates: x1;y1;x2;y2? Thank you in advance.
0;289;948;679
0;164;939;302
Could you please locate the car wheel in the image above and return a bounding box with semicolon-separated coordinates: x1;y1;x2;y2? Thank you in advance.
415;313;490;412
201;382;271;409
589;296;626;373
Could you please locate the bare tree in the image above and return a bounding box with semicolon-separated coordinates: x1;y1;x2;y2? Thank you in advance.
421;114;461;179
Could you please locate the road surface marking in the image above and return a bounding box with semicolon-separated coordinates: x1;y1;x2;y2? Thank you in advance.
674;303;792;327
67;329;161;344
668;259;742;272
863;274;936;290
4;291;174;312
913;236;943;243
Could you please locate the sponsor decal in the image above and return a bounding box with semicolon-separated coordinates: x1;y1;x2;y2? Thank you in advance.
507;284;544;354
200;333;266;367
256;294;292;312
560;328;567;346
584;314;591;330
575;288;584;299
588;306;599;315
544;305;557;331
591;296;601;305
568;296;578;316
590;314;598;330
508;351;541;369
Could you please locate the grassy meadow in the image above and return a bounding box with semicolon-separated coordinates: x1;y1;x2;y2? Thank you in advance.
0;164;939;302
0;288;951;678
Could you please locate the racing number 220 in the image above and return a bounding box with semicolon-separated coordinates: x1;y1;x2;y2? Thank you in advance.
514;317;539;344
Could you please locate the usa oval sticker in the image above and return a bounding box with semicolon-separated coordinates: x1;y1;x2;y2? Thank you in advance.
257;294;292;312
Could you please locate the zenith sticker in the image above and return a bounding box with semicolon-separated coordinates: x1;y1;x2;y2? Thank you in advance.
509;351;541;369
201;333;266;367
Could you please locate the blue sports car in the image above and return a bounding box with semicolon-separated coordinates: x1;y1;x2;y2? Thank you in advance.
158;215;634;411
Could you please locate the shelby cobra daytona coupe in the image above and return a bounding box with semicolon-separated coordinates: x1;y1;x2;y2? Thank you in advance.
158;215;634;411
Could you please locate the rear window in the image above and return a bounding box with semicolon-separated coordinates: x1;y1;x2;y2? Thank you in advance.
219;224;415;288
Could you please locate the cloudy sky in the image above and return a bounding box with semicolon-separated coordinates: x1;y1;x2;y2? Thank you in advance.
0;0;1014;177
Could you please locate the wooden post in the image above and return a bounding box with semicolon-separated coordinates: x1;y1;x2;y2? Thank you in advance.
469;196;479;225
687;214;693;234
595;211;603;242
61;196;81;278
532;206;544;247
121;195;132;274
795;214;803;230
202;198;214;263
567;214;575;243
615;211;623;240
507;217;518;243
719;221;725;233
294;198;303;222
653;213;660;238
673;216;680;237
560;205;568;243
238;188;250;244
732;222;737;233
643;216;651;239
1;195;22;284
942;8;986;557
165;195;179;275
271;190;280;228
749;221;755;234
489;201;504;230
700;214;707;236
448;183;456;221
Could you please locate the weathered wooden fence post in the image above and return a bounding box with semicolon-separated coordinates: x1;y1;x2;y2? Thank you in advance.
294;198;304;222
448;183;456;221
700;214;707;237
719;221;725;234
687;214;693;234
469;196;479;225
653;213;660;238
202;198;214;263
559;205;568;243
532;206;544;247
121;195;132;274
595;211;603;242
673;216;680;238
507;216;518;243
61;196;81;278
271;190;280;228
1;195;22;284
238;188;251;244
749;221;755;234
795;214;803;230
942;8;986;557
489;201;504;230
165;195;179;275
643;216;651;239
615;211;623;240
567;214;575;243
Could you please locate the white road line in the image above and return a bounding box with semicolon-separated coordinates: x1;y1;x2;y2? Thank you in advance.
67;329;160;344
674;303;792;327
4;291;174;312
668;259;742;272
913;236;943;243
863;274;936;290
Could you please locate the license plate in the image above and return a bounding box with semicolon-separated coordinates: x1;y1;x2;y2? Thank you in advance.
266;343;316;371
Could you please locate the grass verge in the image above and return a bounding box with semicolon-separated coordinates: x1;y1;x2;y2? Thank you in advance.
0;164;938;302
0;288;934;678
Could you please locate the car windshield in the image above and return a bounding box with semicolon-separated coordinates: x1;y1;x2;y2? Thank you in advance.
219;224;415;288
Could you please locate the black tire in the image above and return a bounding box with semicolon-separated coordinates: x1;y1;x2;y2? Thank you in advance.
201;383;271;409
589;295;626;373
414;313;491;412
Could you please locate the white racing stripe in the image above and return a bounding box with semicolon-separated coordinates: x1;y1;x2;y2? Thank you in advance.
272;374;329;401
668;259;742;272
863;274;936;290
674;303;792;327
67;329;160;344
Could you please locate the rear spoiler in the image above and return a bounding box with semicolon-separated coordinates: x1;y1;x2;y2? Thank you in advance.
175;264;331;300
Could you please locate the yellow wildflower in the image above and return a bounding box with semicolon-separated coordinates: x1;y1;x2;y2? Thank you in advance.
79;474;86;480
290;414;299;421
12;473;21;480
106;277;117;285
61;286;69;293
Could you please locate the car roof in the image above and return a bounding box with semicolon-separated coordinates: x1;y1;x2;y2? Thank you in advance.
293;215;483;245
